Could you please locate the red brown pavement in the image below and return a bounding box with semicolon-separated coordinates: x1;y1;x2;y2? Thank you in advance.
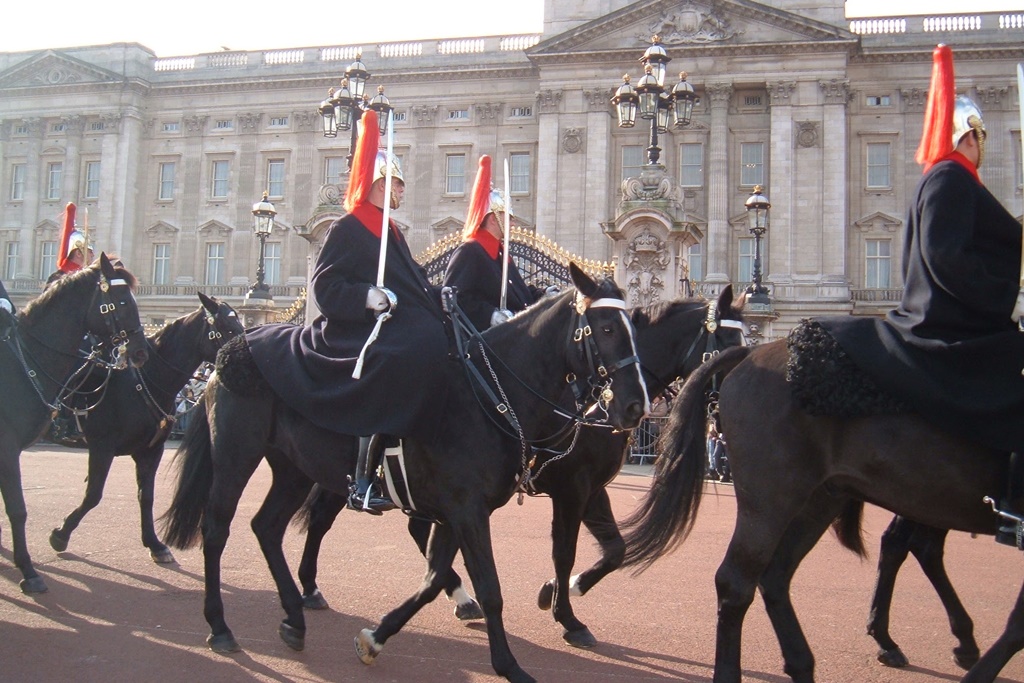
1;443;1022;683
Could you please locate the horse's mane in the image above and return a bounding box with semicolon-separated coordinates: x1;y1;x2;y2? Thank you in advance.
149;307;200;346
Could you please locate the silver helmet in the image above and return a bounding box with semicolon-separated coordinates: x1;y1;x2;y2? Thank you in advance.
372;151;404;184
488;188;513;218
952;95;986;166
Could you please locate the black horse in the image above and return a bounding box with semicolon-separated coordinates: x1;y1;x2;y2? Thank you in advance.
294;286;745;648
0;255;148;593
48;293;243;563
162;265;648;683
621;341;1023;683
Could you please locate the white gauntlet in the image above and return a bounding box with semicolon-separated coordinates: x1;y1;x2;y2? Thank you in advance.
490;308;513;327
0;298;12;314
544;285;560;297
366;287;397;314
1012;289;1024;324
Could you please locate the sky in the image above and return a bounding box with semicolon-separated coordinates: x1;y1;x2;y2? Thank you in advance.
5;0;1023;58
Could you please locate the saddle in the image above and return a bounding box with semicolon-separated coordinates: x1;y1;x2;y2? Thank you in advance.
786;320;909;418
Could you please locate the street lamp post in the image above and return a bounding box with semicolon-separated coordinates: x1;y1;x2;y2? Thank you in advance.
610;36;697;165
248;191;276;303
318;54;394;171
744;185;771;307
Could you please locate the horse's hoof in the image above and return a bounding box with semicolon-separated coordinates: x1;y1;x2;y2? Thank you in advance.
19;576;48;595
877;647;909;668
49;529;69;553
354;628;382;664
303;589;330;610
454;599;484;621
563;626;597;649
150;548;175;564
207;631;241;654
537;581;554;611
953;648;980;670
504;666;537;683
279;622;305;651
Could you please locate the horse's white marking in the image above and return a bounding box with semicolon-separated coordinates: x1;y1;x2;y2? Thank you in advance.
569;574;583;597
449;585;475;606
619;309;651;416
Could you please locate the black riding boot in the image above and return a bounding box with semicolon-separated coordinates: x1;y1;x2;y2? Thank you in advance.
348;434;395;515
995;451;1024;548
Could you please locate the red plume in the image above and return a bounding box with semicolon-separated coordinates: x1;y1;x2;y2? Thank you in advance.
344;110;381;213
56;202;78;272
463;155;492;240
915;44;955;171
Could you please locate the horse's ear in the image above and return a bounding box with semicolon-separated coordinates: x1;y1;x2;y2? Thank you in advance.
718;284;734;313
568;262;599;299
99;252;114;277
732;289;748;312
198;291;217;313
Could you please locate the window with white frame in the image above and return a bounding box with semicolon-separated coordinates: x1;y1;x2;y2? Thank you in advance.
738;237;755;284
47;162;63;200
205;242;225;285
510;106;533;118
152;244;170;285
158;162;175;200
5;242;18;280
39;241;57;279
214;119;233;130
447;109;469;121
264;242;282;285
740;143;764;187
509;152;530;194
10;164;25;200
211;160;230;198
621;145;643;182
84;161;101;199
162;122;180;133
866;142;891;189
866;95;891;107
865;239;892;288
687;242;703;282
680;143;703;188
269;116;289;127
445;154;466;195
325;157;346;186
267;159;285;199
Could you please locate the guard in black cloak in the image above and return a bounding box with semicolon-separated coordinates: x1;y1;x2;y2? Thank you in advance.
246;109;450;514
816;45;1024;544
442;154;550;331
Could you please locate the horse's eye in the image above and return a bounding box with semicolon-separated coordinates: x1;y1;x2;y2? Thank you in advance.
601;325;614;334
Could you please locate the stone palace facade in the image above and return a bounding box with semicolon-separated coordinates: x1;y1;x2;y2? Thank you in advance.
1;0;1022;335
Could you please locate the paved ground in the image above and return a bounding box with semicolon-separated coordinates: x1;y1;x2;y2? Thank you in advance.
1;443;1022;683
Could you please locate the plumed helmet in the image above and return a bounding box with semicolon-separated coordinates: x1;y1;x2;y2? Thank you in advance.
488;188;512;218
914;44;985;170
951;95;985;165
463;155;512;240
343;110;380;213
57;202;90;273
372;151;404;184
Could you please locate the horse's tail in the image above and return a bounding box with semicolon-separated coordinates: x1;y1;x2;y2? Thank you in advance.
161;397;213;549
292;484;338;533
831;498;867;558
621;346;750;572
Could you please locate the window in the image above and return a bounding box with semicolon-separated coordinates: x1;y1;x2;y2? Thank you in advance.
510;106;533;118
445;154;465;195
211;160;230;198
740;143;763;187
269;116;289;127
622;145;643;182
738;237;755;284
391;111;407;123
51;122;66;133
866;95;891;107
267;159;285;199
680;143;703;188
264;242;281;285
158;162;175;200
90;121;105;131
47;162;63;200
5;242;18;280
10;164;25;200
152;244;170;285
687;242;703;282
509;152;530;194
84;161;101;199
447;109;469;121
865;239;891;288
39;241;57;279
214;119;233;130
205;242;225;285
14;124;28;135
866;142;890;188
743;95;762;107
162;122;180;133
325;157;346;186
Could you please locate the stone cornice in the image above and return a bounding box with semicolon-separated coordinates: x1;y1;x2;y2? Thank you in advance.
529;40;859;68
852;46;1024;65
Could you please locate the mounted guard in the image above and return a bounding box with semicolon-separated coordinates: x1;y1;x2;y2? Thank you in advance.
47;202;95;286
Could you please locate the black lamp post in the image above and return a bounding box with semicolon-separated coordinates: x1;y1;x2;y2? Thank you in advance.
248;191;276;302
744;185;771;307
318;54;394;171
611;36;697;165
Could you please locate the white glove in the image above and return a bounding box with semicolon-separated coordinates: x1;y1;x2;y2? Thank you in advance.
0;298;12;314
490;308;513;327
366;287;396;314
544;285;560;297
1012;289;1024;324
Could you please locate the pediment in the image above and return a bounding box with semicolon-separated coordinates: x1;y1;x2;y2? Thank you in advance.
529;0;855;60
854;211;902;232
146;221;179;237
197;220;233;237
0;51;125;89
33;219;59;235
431;216;464;234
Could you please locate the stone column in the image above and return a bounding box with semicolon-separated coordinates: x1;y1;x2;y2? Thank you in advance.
535;89;562;241
21;119;44;278
584;88;612;262
767;81;795;287
820;79;851;291
704;83;732;285
61;115;84;203
110;111;142;260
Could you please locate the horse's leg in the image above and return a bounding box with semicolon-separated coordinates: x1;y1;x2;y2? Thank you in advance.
867;515;915;667
252;450;314;651
298;487;345;610
541;491;595;648
406;516;482;620
0;443;45;593
133;444;175;564
49;446;115;554
961;578;1024;683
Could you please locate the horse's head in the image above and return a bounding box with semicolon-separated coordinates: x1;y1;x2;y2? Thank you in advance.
196;292;245;363
566;262;649;430
88;253;149;368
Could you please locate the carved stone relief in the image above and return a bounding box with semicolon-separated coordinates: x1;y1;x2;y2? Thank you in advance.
583;88;612;112
819;79;851;105
767;81;796;106
184;115;209;136
535;90;562;114
562;127;584;154
624;229;672;307
474;103;503;120
413;105;439;124
795;121;819;148
705;83;733;108
291;110;319;131
900;88;927;112
238;113;263;130
621;165;679;202
641;5;741;44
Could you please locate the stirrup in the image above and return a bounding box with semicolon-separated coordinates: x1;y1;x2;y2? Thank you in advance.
983;496;1024;550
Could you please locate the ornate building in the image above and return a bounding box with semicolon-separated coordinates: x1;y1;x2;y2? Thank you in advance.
1;0;1022;335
